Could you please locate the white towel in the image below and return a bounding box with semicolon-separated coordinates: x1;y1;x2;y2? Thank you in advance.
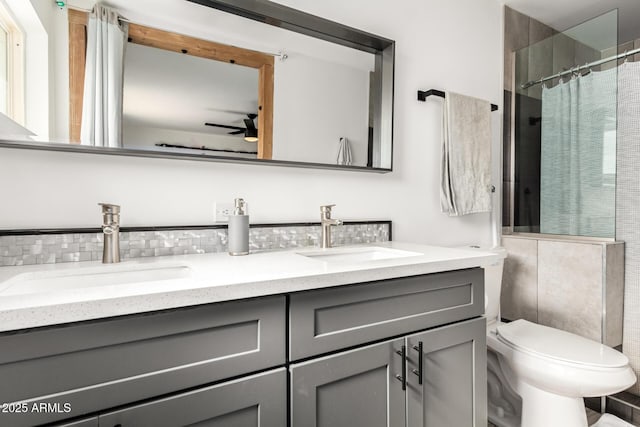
336;137;352;165
441;91;492;216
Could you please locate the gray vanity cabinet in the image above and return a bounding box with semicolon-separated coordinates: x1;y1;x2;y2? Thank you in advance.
98;368;286;427
290;339;406;427
289;269;486;427
289;318;487;427
406;317;487;427
0;267;486;427
0;296;286;426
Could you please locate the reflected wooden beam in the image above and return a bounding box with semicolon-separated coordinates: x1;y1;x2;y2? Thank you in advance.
127;24;273;69
67;11;274;159
258;63;273;160
127;23;274;159
68;9;88;144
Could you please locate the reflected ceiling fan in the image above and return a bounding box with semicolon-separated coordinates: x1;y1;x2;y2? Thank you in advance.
205;113;258;142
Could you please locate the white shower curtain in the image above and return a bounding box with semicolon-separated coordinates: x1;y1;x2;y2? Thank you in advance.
539;68;617;237
80;4;128;147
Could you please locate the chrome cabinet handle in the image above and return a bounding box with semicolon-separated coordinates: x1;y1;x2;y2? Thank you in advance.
395;345;407;390
412;341;423;385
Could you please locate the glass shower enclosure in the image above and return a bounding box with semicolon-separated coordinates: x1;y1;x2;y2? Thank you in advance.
507;10;618;238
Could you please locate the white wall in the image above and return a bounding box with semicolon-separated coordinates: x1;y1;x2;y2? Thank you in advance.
0;0;503;248
123;122;258;159
273;54;370;166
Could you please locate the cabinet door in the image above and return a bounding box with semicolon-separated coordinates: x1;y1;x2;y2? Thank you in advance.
406;317;487;427
290;338;406;427
98;368;286;427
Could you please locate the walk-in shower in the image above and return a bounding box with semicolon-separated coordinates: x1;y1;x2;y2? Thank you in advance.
504;10;623;239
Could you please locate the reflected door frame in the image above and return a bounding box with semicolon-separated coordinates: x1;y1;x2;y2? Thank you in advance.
68;9;274;159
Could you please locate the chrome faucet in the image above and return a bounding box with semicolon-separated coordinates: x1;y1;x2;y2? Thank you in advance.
320;204;343;249
99;203;121;263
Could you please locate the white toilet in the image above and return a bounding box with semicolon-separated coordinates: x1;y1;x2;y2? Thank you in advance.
482;247;637;427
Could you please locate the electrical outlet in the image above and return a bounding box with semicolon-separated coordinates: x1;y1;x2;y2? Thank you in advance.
214;202;234;222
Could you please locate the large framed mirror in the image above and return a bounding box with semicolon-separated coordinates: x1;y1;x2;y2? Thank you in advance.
0;0;395;171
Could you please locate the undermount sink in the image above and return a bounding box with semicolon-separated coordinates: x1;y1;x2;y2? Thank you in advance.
0;263;191;296
298;246;422;264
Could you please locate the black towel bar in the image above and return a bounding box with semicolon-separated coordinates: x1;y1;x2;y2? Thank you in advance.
417;89;498;111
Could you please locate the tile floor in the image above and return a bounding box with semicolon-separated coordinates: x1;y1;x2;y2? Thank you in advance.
488;408;623;427
587;408;604;424
608;392;640;426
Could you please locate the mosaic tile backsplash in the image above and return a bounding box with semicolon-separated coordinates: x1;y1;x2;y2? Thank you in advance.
0;223;390;267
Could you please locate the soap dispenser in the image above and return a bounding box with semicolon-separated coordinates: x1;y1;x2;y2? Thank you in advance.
228;198;249;256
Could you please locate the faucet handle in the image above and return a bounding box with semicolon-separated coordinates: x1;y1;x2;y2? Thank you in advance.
99;203;121;214
320;204;336;212
99;203;121;228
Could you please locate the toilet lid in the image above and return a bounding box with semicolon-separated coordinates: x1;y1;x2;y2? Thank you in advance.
497;319;629;368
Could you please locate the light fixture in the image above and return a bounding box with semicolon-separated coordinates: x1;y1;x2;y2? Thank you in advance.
243;129;258;142
243;116;258;142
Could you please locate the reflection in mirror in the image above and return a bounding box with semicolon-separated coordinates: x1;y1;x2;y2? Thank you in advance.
0;0;394;170
123;44;259;159
69;8;274;158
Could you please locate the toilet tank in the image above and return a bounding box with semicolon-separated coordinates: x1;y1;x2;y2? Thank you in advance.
465;246;507;324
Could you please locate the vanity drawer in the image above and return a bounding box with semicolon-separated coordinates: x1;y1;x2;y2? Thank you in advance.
98;368;286;427
289;268;483;360
0;295;286;427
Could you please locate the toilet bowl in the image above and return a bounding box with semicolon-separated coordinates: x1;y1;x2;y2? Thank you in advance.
473;246;637;427
488;320;636;427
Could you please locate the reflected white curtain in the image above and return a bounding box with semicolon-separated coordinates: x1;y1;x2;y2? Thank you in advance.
80;4;128;147
540;68;617;237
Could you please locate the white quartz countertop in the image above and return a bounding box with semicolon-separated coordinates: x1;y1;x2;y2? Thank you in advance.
0;242;499;332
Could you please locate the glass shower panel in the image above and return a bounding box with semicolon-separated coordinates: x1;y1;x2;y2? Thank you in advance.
512;10;618;238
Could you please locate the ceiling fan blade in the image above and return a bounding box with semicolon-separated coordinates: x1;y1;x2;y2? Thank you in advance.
228;130;245;135
204;122;245;131
243;118;257;131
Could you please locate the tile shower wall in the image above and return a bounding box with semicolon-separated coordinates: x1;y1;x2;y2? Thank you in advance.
617;59;640;395
0;222;390;267
503;6;556;229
